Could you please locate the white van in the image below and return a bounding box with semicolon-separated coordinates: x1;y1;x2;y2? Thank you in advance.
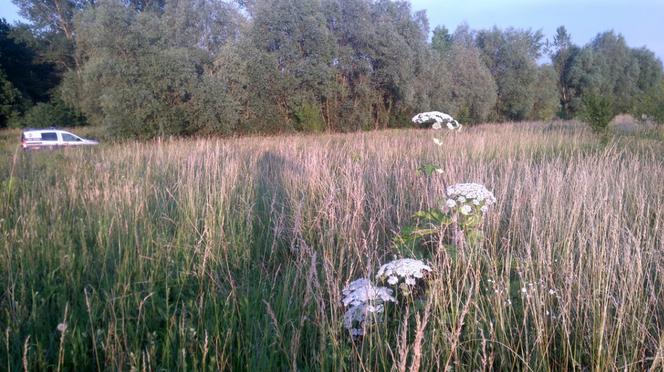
21;129;99;150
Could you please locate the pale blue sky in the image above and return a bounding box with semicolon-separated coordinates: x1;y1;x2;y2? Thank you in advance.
410;0;664;62
1;0;662;61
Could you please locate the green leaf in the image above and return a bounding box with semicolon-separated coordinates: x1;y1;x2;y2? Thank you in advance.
416;163;440;177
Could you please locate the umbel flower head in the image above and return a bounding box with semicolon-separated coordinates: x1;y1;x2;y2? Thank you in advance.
341;278;396;337
376;259;432;288
411;111;462;131
445;183;497;215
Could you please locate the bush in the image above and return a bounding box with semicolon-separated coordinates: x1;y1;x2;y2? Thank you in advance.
292;101;325;133
634;81;664;125
11;99;86;128
579;93;614;133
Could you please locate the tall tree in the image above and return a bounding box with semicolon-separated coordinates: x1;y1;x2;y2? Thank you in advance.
418;25;496;124
589;31;639;112
248;0;334;131
476;27;545;121
0;19;61;126
530;65;559;120
62;0;241;137
550;26;578;117
431;25;452;56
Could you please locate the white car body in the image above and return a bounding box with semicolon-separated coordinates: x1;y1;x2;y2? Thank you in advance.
21;129;99;150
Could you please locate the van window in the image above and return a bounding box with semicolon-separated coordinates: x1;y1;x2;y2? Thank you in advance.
41;132;58;141
62;133;81;142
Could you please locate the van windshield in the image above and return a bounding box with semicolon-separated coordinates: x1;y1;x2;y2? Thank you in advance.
62;133;81;142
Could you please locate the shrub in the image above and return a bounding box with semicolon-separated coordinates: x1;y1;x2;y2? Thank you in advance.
634;81;664;124
579;93;614;133
292;101;325;132
12;99;85;128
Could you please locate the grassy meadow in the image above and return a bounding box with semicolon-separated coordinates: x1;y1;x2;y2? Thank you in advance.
1;122;664;370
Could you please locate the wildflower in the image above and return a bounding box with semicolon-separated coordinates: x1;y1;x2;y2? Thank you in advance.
341;278;396;338
435;168;444;174
446;199;457;208
446;183;497;214
460;205;472;215
343;303;385;337
57;323;67;333
411;111;462;131
342;278;395;307
376;259;432;288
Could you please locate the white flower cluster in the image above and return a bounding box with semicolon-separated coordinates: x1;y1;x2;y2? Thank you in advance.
411;111;462;131
445;183;497;215
341;278;396;337
376;259;432;287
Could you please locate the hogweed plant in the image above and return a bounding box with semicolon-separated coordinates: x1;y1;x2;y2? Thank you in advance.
395;113;497;257
444;183;497;247
376;258;432;296
411;111;462;131
411;111;462;148
341;278;396;338
342;259;432;339
339;113;481;341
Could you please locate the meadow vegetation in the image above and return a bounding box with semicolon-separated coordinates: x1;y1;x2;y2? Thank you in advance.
3;0;664;136
1;121;663;370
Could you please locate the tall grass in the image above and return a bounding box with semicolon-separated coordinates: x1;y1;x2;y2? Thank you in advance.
1;122;663;370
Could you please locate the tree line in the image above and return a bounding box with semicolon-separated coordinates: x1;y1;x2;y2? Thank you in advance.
1;0;663;137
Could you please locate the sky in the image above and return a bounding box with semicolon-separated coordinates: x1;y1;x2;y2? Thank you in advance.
1;0;662;62
410;0;664;62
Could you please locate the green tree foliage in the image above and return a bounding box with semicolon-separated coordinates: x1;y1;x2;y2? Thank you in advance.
634;80;664;124
580;91;614;134
530;65;559;120
476;27;549;121
61;0;240;138
0;19;61;127
431;25;452;57
12;0;92;36
0;69;24;127
12;0;95;73
419;25;497;124
11;98;84;128
6;0;664;137
589;32;640;113
319;0;430;131
550;26;577;117
247;0;334;131
555;29;664;123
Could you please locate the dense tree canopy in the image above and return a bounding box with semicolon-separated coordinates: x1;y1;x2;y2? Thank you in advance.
3;0;664;136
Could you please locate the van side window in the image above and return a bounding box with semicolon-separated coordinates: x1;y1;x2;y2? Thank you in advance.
62;133;80;142
42;132;58;141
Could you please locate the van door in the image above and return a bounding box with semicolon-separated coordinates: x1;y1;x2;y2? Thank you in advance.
61;132;83;145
